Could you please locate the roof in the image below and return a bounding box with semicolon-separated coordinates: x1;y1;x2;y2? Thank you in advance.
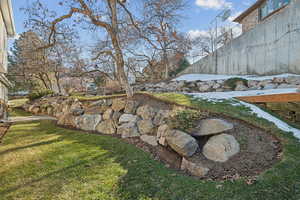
233;0;266;23
0;0;16;37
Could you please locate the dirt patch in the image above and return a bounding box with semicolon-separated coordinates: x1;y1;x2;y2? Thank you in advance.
124;119;281;181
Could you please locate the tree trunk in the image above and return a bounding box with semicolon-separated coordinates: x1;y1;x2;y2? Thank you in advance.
55;71;62;93
108;0;133;98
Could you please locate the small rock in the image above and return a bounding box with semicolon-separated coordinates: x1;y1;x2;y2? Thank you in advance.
181;158;210;177
194;119;233;136
119;114;139;124
117;123;140;138
157;124;171;138
140;135;158;146
297;86;300;93
235;83;248;91
112;98;126;112
137;119;154;135
96;120;116;134
166;130;198;157
202;134;240;162
199;84;211;92
136;105;156;120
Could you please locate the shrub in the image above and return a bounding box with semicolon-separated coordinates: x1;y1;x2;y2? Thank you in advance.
28;90;54;101
224;77;248;90
168;109;209;133
169;58;190;77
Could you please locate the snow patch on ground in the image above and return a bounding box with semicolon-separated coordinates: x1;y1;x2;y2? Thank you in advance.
239;101;300;139
190;88;298;100
174;73;300;82
189;88;300;139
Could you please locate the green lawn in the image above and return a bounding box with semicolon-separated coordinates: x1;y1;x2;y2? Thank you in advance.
1;95;300;199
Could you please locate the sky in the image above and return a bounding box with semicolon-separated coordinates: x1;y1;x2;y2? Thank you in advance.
11;0;256;36
9;0;257;56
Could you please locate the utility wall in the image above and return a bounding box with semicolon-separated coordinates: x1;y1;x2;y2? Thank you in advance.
181;0;300;75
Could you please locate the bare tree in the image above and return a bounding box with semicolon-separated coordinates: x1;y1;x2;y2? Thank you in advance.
140;0;189;79
25;0;140;97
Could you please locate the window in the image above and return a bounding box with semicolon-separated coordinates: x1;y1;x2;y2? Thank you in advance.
259;0;290;20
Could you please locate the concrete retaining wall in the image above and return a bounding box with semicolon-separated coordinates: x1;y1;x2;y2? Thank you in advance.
182;0;300;75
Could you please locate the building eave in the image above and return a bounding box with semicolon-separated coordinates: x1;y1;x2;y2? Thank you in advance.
233;0;266;23
0;0;16;37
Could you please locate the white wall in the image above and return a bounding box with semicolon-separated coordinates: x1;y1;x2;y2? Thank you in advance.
182;0;300;75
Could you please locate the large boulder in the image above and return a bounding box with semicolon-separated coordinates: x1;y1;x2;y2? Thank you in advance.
119;114;139;124
112;111;122;123
157;124;171;146
57;113;76;127
137;119;154;135
117;123;140;138
166;130;198;157
194;119;233;136
157;146;182;169
202;134;240;162
124;100;139;114
181;158;210;177
140;135;158;146
96;120;116;134
71;108;85;116
103;108;114;120
75;114;102;131
153;110;171;126
136;105;156;120
112;98;126;112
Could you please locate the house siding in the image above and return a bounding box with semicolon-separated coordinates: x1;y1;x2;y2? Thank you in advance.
0;7;10;119
240;9;260;32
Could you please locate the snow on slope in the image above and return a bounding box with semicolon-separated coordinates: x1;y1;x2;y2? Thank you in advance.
174;73;300;82
190;88;298;100
239;101;300;139
190;88;300;139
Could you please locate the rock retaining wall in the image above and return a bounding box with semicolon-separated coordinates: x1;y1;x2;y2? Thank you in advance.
22;95;242;178
135;76;300;93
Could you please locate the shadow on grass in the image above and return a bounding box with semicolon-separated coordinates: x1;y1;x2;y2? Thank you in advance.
0;138;63;156
1;120;300;200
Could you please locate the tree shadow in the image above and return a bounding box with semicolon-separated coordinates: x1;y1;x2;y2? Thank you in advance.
1;120;298;200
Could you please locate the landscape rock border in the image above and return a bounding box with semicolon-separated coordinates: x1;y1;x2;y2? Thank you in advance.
22;94;281;180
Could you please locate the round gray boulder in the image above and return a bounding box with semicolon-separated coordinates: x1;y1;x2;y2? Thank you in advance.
202;134;240;162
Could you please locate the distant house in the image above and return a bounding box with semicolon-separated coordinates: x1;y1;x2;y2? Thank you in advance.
234;0;291;33
0;0;16;119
